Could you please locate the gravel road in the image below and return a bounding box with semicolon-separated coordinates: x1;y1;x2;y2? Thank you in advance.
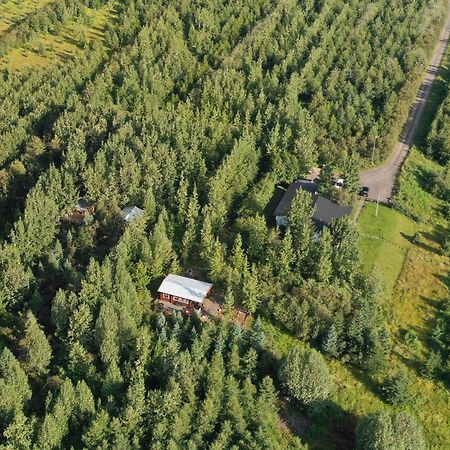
360;11;450;202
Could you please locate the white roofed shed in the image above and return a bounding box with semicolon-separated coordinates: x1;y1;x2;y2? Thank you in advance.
157;274;213;305
121;206;145;222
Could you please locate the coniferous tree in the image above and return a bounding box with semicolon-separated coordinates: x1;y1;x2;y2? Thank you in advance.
381;370;412;406
0;348;32;422
322;324;340;358
181;186;200;262
2;411;35;450
0;244;31;311
287;189;313;267
23;311;52;377
314;227;333;282
241;264;261;314
278;228;295;277
150;212;177;280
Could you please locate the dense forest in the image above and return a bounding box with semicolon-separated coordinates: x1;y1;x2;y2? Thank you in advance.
0;0;448;448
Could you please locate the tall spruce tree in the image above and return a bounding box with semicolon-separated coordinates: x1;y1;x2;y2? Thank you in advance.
23;311;52;377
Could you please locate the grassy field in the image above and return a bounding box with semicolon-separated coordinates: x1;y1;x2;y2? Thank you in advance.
0;2;114;71
395;148;448;225
358;202;415;298
0;0;54;36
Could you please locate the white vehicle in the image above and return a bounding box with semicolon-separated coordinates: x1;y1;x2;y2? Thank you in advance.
334;178;345;189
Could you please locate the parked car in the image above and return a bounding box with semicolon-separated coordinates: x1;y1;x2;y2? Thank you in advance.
359;186;369;197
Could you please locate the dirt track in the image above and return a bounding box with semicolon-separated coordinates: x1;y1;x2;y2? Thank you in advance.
360;9;450;202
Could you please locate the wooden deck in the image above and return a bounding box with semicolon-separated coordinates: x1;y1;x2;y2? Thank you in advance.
155;297;250;328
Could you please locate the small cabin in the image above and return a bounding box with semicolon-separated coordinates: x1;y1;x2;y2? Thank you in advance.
157;274;213;310
62;198;95;225
121;206;145;223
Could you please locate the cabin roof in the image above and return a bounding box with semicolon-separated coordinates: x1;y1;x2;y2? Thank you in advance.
273;180;318;216
121;206;145;222
75;198;93;212
158;274;213;304
312;196;353;231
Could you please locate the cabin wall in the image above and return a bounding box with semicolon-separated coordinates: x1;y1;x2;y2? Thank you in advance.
158;292;202;308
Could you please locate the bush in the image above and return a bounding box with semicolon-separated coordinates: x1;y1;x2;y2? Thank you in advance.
403;329;419;350
441;236;450;257
278;347;333;413
412;232;422;245
356;411;426;450
421;351;442;379
380;371;412;406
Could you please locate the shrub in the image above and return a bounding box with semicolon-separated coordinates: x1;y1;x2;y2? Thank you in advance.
278;347;333;413
356;411;426;450
380;371;412;406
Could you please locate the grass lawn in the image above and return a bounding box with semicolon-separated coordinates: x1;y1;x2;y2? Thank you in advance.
357;202;415;298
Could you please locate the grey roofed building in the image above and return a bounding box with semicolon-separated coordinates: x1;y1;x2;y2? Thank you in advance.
273;180;319;217
312;196;353;231
157;274;213;305
273;180;352;231
121;206;145;223
75;198;93;212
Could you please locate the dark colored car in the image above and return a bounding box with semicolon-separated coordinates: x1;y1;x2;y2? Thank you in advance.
359;186;369;197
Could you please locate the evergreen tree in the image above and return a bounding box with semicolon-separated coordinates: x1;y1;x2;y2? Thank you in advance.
181;186;200;262
287;189;313;267
241;264;260;314
23;311;52;377
2;411;35;450
230;234;248;287
422;351;442;379
322;324;340;358
150;212;177;280
278;228;295;277
314;227;333;282
381;370;412;406
0;244;31;311
0;348;32;422
342;154;360;195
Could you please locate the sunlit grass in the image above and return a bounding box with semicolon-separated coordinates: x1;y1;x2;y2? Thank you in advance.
0;3;115;71
0;0;54;36
358;202;415;298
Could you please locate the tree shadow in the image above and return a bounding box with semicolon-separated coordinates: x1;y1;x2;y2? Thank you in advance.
434;272;450;290
421;223;449;247
392;349;424;376
279;396;357;450
412;164;436;191
400;231;441;255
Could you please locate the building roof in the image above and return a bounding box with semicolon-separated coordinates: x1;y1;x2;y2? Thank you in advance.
157;274;213;304
312;196;352;232
121;206;145;222
273;180;352;231
273;180;318;216
75;198;93;213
